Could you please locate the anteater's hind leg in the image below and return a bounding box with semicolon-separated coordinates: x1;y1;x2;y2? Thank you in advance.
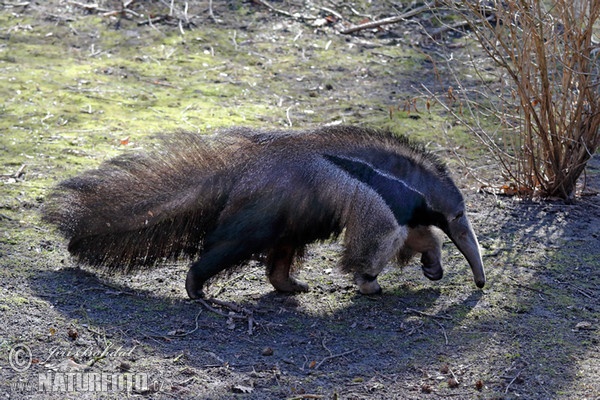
266;244;309;293
186;200;288;299
186;239;252;299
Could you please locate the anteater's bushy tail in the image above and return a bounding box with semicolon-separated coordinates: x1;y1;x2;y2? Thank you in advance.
42;130;258;272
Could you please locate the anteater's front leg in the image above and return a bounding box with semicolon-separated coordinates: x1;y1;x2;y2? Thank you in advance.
341;210;407;295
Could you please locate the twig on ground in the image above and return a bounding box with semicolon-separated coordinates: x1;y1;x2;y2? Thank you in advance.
253;0;292;17
136;1;196;29
194;298;244;319
448;366;459;384
557;280;595;299
170;310;203;337
340;3;432;34
286;106;293;127
429;15;495;37
505;368;525;394
335;3;372;19
82;324;104;337
68;0;140;18
433;320;449;345
317;6;343;21
208;0;218;23
194;298;256;335
5;164;27;179
4;2;30;6
314;349;357;371
138;15;168;27
253;0;317;20
321;336;332;357
432;391;472;397
66;1;109;13
247;314;255;336
207;298;245;313
507;276;549;297
86;343;112;368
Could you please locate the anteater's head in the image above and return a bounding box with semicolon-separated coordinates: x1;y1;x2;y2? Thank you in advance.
326;154;485;289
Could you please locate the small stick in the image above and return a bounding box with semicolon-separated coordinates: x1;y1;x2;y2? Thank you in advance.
87;343;112;368
253;0;317;20
67;1;109;12
429;15;496;37
434;320;449;345
340;3;432;34
506;276;549;297
318;6;343;21
208;0;218;23
83;325;104;337
448;366;459;384
314;349;357;370
247;315;254;336
321;337;332;357
13;164;26;179
170;310;202;337
505;368;524;394
573;287;593;299
207;298;245;313
194;298;256;335
286;106;293;127
183;1;189;24
194;298;244;319
253;0;294;18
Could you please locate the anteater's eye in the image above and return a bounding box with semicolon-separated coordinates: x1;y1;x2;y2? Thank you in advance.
453;211;464;221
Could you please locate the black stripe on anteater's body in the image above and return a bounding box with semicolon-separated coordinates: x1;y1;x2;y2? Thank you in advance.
43;126;485;298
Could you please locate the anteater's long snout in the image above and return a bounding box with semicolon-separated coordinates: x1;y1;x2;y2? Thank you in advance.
447;215;486;288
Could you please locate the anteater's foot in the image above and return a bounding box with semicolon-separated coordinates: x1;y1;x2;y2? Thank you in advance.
268;273;309;293
185;269;205;299
355;273;382;295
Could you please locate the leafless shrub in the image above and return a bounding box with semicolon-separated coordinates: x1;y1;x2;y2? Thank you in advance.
438;0;600;200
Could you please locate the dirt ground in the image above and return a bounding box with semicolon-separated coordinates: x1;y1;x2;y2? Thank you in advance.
1;1;599;399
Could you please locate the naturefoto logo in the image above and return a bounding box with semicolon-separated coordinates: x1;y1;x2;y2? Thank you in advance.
7;343;150;393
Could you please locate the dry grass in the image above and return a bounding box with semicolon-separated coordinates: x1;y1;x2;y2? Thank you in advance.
442;0;600;200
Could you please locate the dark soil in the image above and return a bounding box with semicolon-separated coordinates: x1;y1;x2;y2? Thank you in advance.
1;1;598;399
